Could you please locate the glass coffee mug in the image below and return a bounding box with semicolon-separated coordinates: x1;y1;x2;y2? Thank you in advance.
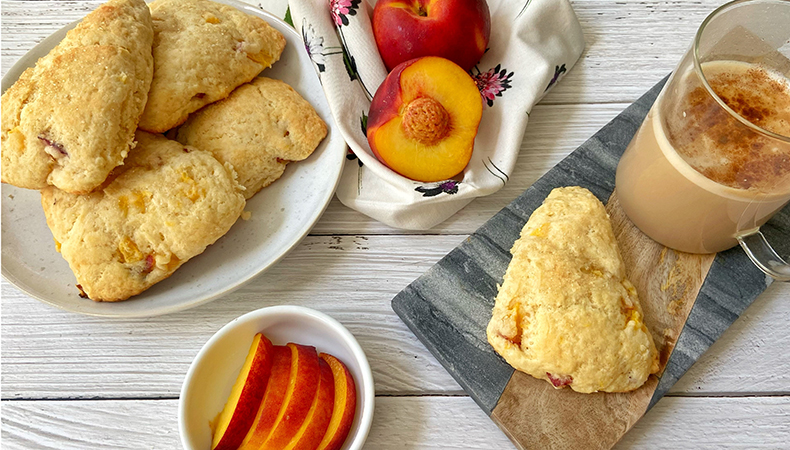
615;0;790;280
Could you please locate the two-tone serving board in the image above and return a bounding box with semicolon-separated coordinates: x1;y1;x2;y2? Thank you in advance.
391;78;790;449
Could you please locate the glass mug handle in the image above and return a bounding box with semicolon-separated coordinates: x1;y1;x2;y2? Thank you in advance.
737;231;790;281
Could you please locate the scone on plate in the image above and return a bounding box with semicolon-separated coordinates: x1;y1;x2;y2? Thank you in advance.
174;77;327;199
487;187;659;393
139;0;287;133
1;0;154;194
41;131;246;302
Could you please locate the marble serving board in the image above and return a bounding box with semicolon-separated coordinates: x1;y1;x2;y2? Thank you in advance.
391;77;790;450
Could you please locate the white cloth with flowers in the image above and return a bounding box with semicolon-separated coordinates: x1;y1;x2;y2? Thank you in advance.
285;0;585;229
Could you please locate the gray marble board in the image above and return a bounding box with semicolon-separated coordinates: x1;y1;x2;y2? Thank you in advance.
391;77;790;450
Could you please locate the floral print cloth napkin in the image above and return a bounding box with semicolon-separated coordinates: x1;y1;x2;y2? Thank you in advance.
288;0;585;229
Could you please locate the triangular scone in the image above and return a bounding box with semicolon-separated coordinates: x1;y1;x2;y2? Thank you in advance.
1;0;154;194
41;131;245;302
487;187;659;393
174;77;327;199
139;0;287;133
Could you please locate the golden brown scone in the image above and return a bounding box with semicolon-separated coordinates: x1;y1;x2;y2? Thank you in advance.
487;187;659;393
139;0;286;132
174;77;327;199
1;0;153;194
41;131;245;302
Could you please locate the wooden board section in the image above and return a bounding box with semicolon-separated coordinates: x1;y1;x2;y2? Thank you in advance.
3;236;790;400
392;77;790;449
607;194;715;378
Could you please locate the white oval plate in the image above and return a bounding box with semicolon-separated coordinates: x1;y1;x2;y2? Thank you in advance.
0;1;346;317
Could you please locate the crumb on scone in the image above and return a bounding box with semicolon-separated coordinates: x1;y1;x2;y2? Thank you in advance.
1;0;153;194
486;186;659;393
41;131;246;302
138;0;287;132
174;77;327;199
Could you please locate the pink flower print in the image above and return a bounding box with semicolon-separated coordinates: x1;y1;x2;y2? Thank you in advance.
474;64;514;108
330;0;360;26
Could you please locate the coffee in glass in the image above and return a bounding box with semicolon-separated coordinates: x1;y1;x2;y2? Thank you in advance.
615;0;790;279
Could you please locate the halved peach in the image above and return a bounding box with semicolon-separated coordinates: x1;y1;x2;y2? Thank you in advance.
315;354;357;450
366;56;483;182
212;334;274;450
284;358;335;450
238;345;293;450
259;343;321;449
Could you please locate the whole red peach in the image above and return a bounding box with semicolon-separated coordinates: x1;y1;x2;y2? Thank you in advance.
372;0;491;72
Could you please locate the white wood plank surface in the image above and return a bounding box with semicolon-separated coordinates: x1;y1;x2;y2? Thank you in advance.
2;0;789;449
3;236;790;399
2;396;789;449
0;1;715;106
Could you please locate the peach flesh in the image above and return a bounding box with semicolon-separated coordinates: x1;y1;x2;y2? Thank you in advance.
315;353;357;450
285;358;335;450
237;346;293;450
258;343;320;450
211;334;274;450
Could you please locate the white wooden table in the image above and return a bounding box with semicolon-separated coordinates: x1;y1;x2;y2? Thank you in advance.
2;1;789;448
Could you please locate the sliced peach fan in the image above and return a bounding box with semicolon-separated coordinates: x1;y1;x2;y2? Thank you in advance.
210;335;359;450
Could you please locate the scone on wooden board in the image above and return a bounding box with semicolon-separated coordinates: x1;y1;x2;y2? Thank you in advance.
139;0;287;133
1;0;153;194
41;131;246;302
487;186;659;393
174;77;328;199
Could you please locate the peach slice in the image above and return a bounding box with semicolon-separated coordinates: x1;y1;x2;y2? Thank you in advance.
238;345;293;450
258;343;321;449
366;56;483;182
284;358;335;450
212;333;274;450
315;354;357;450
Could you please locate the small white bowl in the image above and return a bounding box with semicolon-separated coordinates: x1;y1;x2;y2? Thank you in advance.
179;306;375;450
